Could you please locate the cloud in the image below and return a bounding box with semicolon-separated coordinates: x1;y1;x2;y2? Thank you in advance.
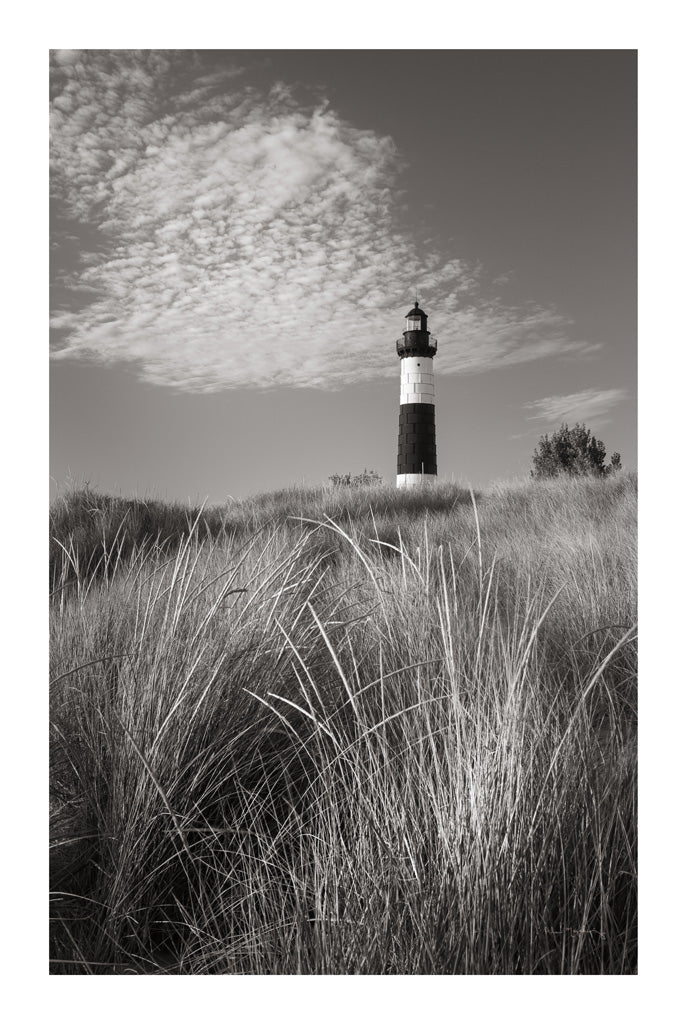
523;388;627;427
50;51;586;393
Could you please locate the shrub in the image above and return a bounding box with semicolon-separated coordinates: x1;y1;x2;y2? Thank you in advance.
328;468;383;487
531;423;622;479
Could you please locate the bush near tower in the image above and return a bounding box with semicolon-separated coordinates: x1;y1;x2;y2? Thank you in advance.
531;422;622;479
328;468;383;487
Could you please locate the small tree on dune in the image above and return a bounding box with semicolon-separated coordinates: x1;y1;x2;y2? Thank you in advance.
531;423;621;479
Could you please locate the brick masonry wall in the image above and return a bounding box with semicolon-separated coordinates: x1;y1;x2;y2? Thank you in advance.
397;402;437;476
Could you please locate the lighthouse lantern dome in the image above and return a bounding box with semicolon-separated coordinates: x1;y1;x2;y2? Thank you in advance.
405;301;427;332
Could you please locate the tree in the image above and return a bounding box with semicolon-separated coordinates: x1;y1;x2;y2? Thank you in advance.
531;423;622;479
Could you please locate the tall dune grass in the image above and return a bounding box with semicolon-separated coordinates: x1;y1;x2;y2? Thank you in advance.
50;473;637;973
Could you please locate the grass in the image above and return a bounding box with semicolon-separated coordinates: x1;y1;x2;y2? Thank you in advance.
49;472;637;974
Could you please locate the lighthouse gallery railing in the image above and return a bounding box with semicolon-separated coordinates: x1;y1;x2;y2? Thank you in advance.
396;336;438;356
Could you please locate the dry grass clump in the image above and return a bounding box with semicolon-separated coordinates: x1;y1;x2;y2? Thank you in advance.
50;473;637;973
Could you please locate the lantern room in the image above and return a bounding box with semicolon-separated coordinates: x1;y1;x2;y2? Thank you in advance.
396;300;437;358
405;301;427;333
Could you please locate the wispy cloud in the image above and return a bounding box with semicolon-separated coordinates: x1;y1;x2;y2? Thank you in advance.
524;388;627;428
50;51;587;392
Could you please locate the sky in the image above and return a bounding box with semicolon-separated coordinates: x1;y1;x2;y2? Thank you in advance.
50;49;636;501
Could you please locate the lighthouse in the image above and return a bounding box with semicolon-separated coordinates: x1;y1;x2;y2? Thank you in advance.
396;301;438;487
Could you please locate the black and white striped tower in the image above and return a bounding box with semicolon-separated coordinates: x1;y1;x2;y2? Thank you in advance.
396;301;438;487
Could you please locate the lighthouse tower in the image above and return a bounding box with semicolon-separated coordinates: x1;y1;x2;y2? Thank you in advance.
396;301;438;487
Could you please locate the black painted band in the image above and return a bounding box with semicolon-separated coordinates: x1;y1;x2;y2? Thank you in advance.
397;403;438;475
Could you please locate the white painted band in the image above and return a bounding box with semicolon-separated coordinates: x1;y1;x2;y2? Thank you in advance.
400;372;434;384
401;356;434;375
397;473;437;488
400;356;434;405
400;391;435;405
400;380;435;392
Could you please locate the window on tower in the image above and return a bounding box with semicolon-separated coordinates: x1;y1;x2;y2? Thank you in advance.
406;318;422;331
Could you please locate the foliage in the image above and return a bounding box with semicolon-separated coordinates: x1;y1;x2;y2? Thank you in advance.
328;468;383;487
50;474;637;974
531;423;622;479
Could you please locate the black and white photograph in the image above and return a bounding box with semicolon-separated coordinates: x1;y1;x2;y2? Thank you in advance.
47;44;639;980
